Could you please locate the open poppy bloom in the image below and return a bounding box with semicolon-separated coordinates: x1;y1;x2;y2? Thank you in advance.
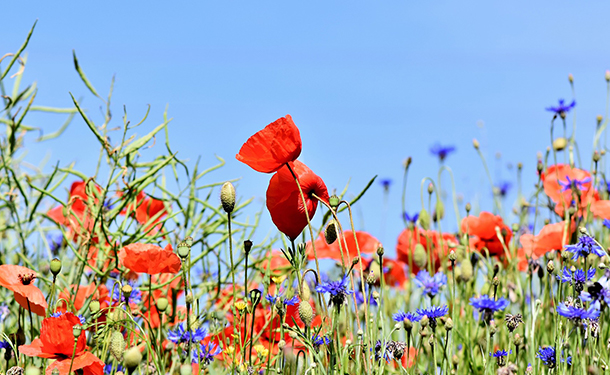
118;243;182;275
20;312;104;375
266;161;329;240
58;283;110;312
121;191;168;235
306;230;380;262
47;181;102;237
0;265;47;316
520;221;574;260
461;212;512;257
236;115;302;173
395;228;458;274
541;164;598;217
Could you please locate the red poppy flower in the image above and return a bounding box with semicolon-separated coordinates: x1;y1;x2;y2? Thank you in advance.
520;221;574;260
121;191;168;235
266;161;329;240
58;283;110;312
236;115;302;173
306;230;380;261
541;164;598;217
363;257;408;288
461;212;512;257
47;181;102;237
591;200;610;219
396;228;458;274
19;312;104;375
118;243;182;275
141;274;185;328
0;265;47;316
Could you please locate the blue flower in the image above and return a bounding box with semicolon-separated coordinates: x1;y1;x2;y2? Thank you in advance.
312;334;331;348
403;212;419;225
47;234;63;255
537;346;571;369
470;295;509;313
111;280;142;305
558;176;591;192
556;303;600;322
104;364;125;374
393;311;422;323
414;270;447;297
50;311;86;325
490;349;511;366
380;178;392;190
559;267;595;285
581;282;610;305
0;340;11;352
168;323;207;344
315;274;353;310
266;281;299;307
495;181;512;197
191;341;222;365
355;291;378;306
416;305;448;330
564;236;607;261
546;99;576;116
604;219;610;230
430;143;456;161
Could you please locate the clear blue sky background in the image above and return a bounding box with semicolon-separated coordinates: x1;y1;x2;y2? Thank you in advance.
3;2;610;257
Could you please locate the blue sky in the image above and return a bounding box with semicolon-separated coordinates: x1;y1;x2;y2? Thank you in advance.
3;2;610;256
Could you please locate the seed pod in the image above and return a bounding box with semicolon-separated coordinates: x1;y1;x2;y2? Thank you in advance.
324;220;338;244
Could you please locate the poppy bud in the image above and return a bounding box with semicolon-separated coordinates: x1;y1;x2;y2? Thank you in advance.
244;240;253;254
460;260;473;282
448;250;456;263
110;331;126;361
156;297;169;313
419;209;430;230
300;282;311;301
434;201;445;221
124;347;142;371
553;137;568;151
324;220;338;245
50;258;62;276
473;138;480;150
298;301;314;328
220;182;236;214
413;244;428;269
606;70;610;82
568;73;574;83
184;236;194;247
376;246;384;257
24;367;39;375
177;242;190;259
329;195;340;209
89;300;101;314
72;325;82;339
593;152;601;162
179;364;192;375
465;203;471;214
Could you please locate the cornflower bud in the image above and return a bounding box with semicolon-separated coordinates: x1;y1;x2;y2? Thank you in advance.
366;270;377;285
606;70;610;82
473;138;480;150
403;157;412;169
444;318;453;331
547;260;555;275
376;246;384;257
568;73;574;83
220;182;236;214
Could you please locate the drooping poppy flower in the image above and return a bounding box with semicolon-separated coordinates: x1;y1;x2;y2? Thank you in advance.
47;181;102;237
520;221;574;260
395;228;458;274
266;161;329;240
121;191;168;235
236;115;302;173
541;164;598;217
461;212;512;257
306;230;380;262
118;243;182;275
0;265;47;316
19;312;104;375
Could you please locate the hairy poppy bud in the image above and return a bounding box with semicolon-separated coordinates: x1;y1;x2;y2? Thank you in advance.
124;347;142;371
413;244;428;270
300;281;311;301
419;209;430;230
553;137;568;151
89;300;101;314
179;364;192;375
111;330;126;361
325;220;338;244
434;201;445;221
298;301;314;328
220;182;236;214
50;258;62;276
156;297;169;313
460;261;473;282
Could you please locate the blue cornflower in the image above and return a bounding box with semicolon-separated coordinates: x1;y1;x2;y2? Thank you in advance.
490;349;511;366
495;181;512;197
191;341;222;365
430;143;456;161
355;291;378;306
0;340;11;351
558;176;591;192
581;282;610;305
559;267;595;284
546;99;576;116
266;281;300;307
414;270;447;297
47;234;63;255
0;304;9;321
393;311;421;323
556;303;600;322
104;364;125;374
564;236;607;261
604;219;610;230
403;212;419;225
111;280;143;305
315;274;353;310
470;295;509;322
416;305;448;330
380;178;392;191
50;311;86;325
168;323;207;344
537;346;571;369
312;334;331;349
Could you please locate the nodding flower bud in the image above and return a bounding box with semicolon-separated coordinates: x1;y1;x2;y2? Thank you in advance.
50;258;62;276
300;281;311;301
465;203;471;214
403;157;412;169
419;209;430;230
243;240;253;254
324;220;338;245
606;70;610;82
413;244;428;270
351;256;360;267
184;236;194;247
434;201;445;221
444;318;453;331
220;182;236;214
329;195;340;209
110;330;126;361
124;347;142;370
547;260;555;275
72;325;82;339
568;73;574;83
177;241;190;259
89;300;101;314
594;151;601;163
493;263;500;277
597;115;604;125
376;246;384;257
473;138;480;150
156;297;169;313
553;137;568;151
298;301;314;328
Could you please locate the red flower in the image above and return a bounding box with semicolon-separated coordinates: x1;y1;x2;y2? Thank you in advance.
236;115;302;173
47;181;102;237
58;283;110;312
0;265;47;316
19;312;104;375
306;230;380;261
519;221;574;260
118;243;182;275
363;257;408;288
541;164;598;217
266;161;329;240
121;191;168;235
395;228;458;274
461;212;512;257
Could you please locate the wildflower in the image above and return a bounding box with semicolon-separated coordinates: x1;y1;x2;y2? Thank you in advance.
581;282;610;305
19;312;104;375
236;114;302;173
537;346;571;369
558;267;595;294
118;243;182;275
494;181;512;197
122;191;168;235
386;341;407;361
559;176;591;192
470;295;509;322
413;270;447;297
490;349;511;367
191;341;222;365
403;212;419;225
312;334;331;350
315;274;353;311
546;99;576;117
266;161;329;240
541;164;596;217
104;364;124;375
604;219;610;229
392;311;421;323
519;221;574;262
556;302;600;323
168;323;207;344
111;280;142;305
0;265;47;317
363;257;408;289
47;234;63;255
306;230;380;261
504;313;523;332
564;236;607;260
415;305;448;330
50;311;86;325
429;143;456;161
461;212;512;257
396;228;458;274
354;291;378;306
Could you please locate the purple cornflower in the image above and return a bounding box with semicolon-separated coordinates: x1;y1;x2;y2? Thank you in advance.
315;274;353;311
430;143;456;161
403;212;419;225
546;99;576;117
556;303;600;323
559;267;595;293
537;346;571;369
558;176;591;192
168;323;207;344
47;234;63;255
416;305;448;330
50;311;86;325
104;364;125;374
191;341;222;365
380;178;392;191
564;236;607;261
490;349;511;366
604;219;610;230
266;281;299;307
470;295;509;322
355;291;378;306
312;334;331;349
111;280;142;305
393;311;422;323
495;181;512;197
414;270;447;297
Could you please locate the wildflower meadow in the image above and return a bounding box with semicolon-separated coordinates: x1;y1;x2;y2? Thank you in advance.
5;22;610;375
